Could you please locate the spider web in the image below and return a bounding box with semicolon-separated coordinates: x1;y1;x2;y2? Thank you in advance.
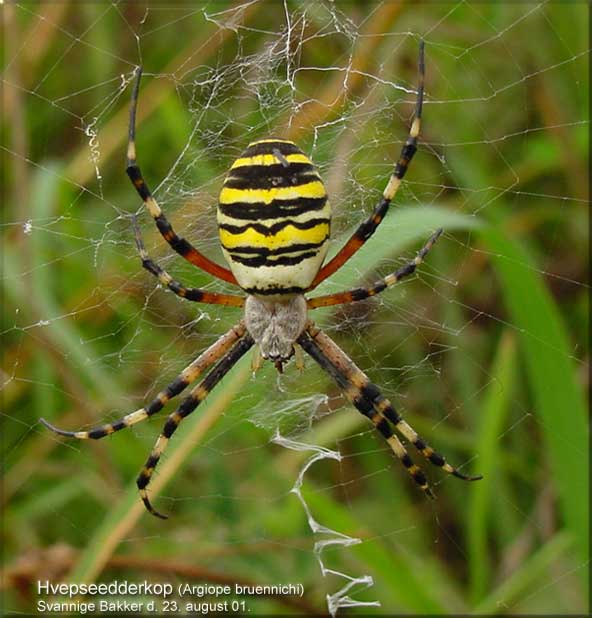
2;2;589;616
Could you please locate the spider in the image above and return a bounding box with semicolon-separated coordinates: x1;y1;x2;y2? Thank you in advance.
41;41;481;519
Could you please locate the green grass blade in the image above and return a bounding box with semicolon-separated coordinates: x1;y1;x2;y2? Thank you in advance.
479;226;588;568
468;330;518;603
473;531;574;614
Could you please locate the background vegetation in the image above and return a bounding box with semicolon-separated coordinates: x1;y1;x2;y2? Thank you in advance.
2;2;588;615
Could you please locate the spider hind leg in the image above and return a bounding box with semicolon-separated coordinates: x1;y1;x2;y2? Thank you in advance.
299;324;482;496
40;323;247;443
367;386;483;482
136;333;254;518
352;389;435;498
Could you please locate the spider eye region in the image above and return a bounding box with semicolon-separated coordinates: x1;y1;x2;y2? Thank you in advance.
244;294;307;362
217;139;332;295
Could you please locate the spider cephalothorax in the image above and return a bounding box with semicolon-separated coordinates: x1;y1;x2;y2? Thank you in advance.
41;41;481;519
244;294;307;366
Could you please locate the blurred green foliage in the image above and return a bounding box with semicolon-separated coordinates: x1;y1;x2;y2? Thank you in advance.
2;2;588;615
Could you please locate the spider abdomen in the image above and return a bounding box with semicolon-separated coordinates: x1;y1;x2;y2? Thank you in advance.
218;139;331;297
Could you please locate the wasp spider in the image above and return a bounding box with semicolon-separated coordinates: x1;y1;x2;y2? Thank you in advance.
42;42;481;519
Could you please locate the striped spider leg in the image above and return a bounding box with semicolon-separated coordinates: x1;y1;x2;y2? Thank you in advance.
135;333;254;518
298;323;482;497
307;227;442;309
41;322;250;517
308;40;425;291
126;66;238;285
132;215;245;308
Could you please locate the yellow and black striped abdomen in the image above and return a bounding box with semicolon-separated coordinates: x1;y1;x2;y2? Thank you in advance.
218;139;331;296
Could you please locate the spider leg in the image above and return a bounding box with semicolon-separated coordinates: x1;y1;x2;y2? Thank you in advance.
297;326;433;497
132;216;244;307
126;66;237;285
298;323;482;496
40;322;247;440
307;228;441;309
307;41;425;291
137;333;254;518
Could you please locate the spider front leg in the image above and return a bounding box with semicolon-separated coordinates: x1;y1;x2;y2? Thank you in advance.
308;40;425;291
298;323;481;497
132;216;245;307
40;322;247;440
307;228;442;309
137;334;254;518
126;66;237;285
